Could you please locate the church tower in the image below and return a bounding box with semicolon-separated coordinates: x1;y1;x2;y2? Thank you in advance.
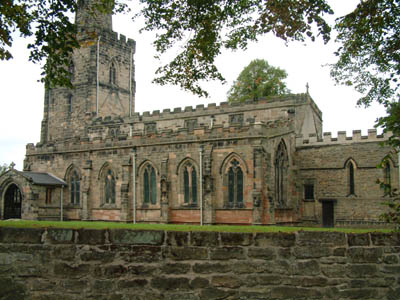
40;0;136;144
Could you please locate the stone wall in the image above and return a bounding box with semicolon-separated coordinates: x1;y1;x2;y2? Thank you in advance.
0;227;399;299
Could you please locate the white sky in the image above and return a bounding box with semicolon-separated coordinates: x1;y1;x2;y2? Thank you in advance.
0;1;386;170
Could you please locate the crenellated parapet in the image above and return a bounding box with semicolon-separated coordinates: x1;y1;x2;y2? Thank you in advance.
296;129;392;147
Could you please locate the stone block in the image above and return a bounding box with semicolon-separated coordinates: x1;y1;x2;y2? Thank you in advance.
160;263;191;274
247;247;276;260
191;231;219;247
80;250;115;263
220;232;252;246
0;278;26;300
77;229;106;245
293;246;332;259
91;280;115;292
166;231;189;247
347;264;378;278
127;264;158;276
190;277;209;289
121;246;163;263
348;233;370;246
254;232;296;247
192;263;232;274
293;260;320;276
117;279;148;289
270;286;322;299
166;247;208;261
199;288;233;300
150;277;190;291
211;275;241;288
338;288;378;299
0;227;43;244
46;228;74;244
210;247;245;260
245;275;282;287
108;229;164;245
102;265;128;278
347;247;383;263
371;233;400;246
297;231;346;246
232;261;265;274
53;263;91;278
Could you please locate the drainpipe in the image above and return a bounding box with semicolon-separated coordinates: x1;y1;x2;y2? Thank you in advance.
199;147;203;226
60;187;64;222
132;151;137;224
96;36;101;116
129;48;133;117
397;149;400;230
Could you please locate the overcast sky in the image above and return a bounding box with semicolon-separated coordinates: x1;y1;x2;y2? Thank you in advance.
0;1;386;170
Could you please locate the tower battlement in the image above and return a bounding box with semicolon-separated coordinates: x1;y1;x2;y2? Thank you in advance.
296;129;392;147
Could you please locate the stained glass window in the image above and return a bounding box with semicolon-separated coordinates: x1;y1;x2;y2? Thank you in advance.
143;165;157;205
183;162;197;205
104;169;116;204
70;170;80;204
275;141;288;205
227;159;244;208
348;162;355;195
110;62;116;85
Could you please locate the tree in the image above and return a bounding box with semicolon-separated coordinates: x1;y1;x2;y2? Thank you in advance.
1;0;333;93
0;163;12;175
0;0;126;88
330;0;400;147
227;59;290;102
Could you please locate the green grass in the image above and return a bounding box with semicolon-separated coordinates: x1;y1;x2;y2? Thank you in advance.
0;220;394;233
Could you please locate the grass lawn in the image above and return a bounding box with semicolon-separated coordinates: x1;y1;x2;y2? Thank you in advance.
0;220;394;233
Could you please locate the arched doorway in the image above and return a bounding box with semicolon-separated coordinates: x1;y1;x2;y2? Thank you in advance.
4;184;22;219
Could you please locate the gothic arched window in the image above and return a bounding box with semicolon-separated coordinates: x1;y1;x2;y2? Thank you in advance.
143;164;157;205
183;162;197;205
67;95;73;115
384;162;391;186
346;160;356;196
104;169;116;204
69;61;75;81
109;62;116;85
227;159;244;208
70;170;80;204
275;141;288;206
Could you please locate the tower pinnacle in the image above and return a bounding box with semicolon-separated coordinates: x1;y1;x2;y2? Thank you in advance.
75;0;113;33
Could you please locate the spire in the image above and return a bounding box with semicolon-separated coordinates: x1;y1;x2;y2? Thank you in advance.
75;0;113;33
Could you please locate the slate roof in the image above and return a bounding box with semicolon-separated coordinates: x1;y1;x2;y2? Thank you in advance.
19;171;67;186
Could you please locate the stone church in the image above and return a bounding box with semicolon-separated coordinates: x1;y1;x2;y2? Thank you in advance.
0;1;396;227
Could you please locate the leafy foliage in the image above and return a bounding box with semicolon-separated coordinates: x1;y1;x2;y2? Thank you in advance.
138;0;333;97
0;163;12;175
331;0;400;147
0;0;126;88
332;0;400;107
374;153;400;227
227;59;290;102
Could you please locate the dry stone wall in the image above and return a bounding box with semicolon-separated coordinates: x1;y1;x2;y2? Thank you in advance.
0;227;399;299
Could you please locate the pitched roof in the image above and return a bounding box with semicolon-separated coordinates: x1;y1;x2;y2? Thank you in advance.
19;171;67;186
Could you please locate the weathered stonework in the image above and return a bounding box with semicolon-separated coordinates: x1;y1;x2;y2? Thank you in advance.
0;227;399;299
0;0;397;227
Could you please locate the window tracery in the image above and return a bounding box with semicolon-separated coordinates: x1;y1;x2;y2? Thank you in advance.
227;159;244;208
70;170;80;205
275;141;288;206
183;162;197;205
143;164;157;205
109;62;117;85
104;169;116;204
